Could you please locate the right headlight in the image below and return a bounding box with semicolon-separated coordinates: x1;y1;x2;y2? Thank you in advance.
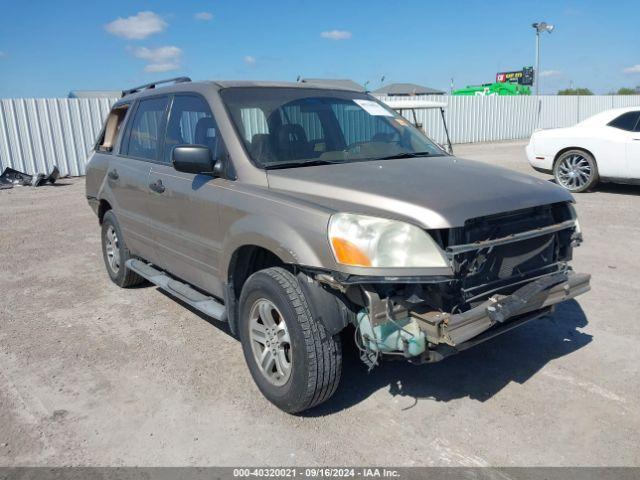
328;213;449;268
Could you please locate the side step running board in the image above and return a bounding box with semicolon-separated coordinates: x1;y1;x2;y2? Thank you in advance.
126;259;226;321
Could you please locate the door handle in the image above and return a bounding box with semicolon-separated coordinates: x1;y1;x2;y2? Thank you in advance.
149;179;165;193
107;169;119;180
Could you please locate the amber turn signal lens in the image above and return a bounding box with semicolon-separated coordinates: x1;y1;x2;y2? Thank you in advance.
330;237;372;267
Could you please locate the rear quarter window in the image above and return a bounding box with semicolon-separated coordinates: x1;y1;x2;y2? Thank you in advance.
95;104;130;152
608;111;640;131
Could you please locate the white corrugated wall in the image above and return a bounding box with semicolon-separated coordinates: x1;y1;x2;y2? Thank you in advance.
2;95;640;176
0;97;117;177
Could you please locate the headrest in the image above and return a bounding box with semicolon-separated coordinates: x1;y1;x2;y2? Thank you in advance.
195;117;217;144
277;124;307;145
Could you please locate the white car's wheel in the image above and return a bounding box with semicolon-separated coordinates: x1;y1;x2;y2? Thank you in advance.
554;150;599;193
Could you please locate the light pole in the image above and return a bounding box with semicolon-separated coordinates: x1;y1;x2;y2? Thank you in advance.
532;22;554;95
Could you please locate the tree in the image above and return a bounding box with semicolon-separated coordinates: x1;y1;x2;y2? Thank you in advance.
558;88;594;95
616;87;637;95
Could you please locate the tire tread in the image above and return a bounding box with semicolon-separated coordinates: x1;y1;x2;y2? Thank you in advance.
245;267;342;412
102;211;145;288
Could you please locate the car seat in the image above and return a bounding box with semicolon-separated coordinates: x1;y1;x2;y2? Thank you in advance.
275;124;312;161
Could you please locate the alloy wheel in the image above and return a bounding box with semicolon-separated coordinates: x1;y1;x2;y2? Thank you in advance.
104;225;121;273
556;154;592;191
248;298;292;386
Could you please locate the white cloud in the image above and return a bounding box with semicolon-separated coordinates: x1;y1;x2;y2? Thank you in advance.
194;12;213;21
105;11;167;40
623;64;640;74
540;70;562;78
243;55;256;65
144;63;181;73
130;46;183;73
320;30;352;40
0;51;5;58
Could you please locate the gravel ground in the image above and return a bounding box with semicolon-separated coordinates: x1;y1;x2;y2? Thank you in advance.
1;140;639;466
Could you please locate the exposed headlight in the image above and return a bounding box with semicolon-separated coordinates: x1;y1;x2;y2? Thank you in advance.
568;204;581;235
328;213;449;268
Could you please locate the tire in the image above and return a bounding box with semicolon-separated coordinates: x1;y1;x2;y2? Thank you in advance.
238;267;342;413
553;149;599;193
101;210;145;288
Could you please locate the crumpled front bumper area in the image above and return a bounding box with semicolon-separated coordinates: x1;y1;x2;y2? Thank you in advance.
356;271;591;366
411;271;591;362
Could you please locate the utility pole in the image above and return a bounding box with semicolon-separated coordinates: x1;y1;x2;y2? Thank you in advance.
535;29;540;95
532;22;554;96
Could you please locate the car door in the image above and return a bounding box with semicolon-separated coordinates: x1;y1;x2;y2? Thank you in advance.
146;94;226;295
109;97;168;258
606;110;640;179
626;112;640;179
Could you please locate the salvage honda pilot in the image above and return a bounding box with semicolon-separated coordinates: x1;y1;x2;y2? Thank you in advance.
86;77;590;413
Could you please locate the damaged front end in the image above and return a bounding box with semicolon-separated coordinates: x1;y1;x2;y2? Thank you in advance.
321;202;590;368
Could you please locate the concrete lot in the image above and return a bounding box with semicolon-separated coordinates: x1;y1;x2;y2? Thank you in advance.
1;140;639;466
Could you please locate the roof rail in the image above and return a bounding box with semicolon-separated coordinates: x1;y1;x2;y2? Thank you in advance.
122;77;192;97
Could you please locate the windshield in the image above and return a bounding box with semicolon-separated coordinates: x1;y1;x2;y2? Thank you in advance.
220;87;445;169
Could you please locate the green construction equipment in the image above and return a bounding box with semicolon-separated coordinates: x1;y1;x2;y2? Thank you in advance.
452;82;531;96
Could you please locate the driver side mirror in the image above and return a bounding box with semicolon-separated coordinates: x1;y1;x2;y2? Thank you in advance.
172;145;223;177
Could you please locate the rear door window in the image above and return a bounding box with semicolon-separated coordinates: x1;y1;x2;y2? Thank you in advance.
123;97;169;160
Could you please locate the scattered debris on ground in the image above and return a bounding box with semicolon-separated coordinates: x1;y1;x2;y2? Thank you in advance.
0;165;62;190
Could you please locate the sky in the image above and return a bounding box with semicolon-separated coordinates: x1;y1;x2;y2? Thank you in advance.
0;0;639;97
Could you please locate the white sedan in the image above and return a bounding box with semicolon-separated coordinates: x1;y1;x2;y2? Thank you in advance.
526;107;640;192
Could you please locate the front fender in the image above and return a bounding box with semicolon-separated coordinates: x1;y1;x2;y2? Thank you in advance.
220;212;334;280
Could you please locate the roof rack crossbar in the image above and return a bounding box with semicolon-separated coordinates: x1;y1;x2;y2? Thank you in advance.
122;77;192;97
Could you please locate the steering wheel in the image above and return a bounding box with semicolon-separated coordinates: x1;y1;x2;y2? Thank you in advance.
343;141;370;154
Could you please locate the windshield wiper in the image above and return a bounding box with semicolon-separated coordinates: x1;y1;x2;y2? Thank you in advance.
372;151;435;161
265;159;344;170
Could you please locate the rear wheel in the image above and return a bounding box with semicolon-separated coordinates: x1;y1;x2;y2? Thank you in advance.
101;210;145;288
238;267;342;413
554;149;598;193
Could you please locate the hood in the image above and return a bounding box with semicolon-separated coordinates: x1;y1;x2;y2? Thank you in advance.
266;156;573;229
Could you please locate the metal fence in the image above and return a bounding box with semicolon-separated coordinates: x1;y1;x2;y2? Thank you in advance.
0;98;115;177
375;94;640;146
2;95;640;177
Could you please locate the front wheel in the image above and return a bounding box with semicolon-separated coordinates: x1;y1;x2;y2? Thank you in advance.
238;267;342;413
554;149;599;193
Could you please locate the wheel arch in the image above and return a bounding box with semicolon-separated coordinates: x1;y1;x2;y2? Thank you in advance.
553;146;597;168
224;243;289;336
224;240;351;337
98;199;113;225
228;244;287;298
